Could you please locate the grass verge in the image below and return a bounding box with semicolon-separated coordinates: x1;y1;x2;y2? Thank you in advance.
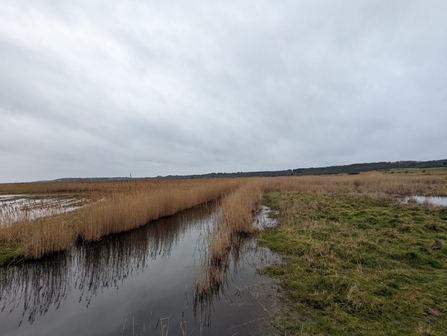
260;191;447;335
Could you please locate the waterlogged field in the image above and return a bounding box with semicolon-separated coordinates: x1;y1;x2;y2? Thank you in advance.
1;170;447;335
0;195;86;227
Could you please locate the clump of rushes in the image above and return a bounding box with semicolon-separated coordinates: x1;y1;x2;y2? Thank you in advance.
260;191;447;335
195;181;262;296
210;181;262;261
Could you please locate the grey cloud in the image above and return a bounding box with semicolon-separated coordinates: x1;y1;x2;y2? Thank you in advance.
1;0;446;182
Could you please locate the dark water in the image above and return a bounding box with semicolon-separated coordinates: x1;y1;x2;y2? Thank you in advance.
0;203;279;336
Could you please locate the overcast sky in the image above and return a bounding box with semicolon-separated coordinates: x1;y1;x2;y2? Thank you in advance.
1;1;446;182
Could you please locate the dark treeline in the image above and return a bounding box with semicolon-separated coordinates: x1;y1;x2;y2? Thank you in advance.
291;159;447;176
51;159;447;182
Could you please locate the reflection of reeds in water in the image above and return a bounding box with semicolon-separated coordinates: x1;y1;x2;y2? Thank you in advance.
193;232;279;334
0;203;218;325
195;182;262;299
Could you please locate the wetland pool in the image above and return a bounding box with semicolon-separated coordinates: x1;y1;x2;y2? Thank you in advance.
0;195;85;227
0;202;279;336
402;195;447;207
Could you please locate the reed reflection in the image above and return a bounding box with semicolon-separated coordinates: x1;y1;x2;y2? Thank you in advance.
192;233;280;335
0;202;218;325
192;205;280;333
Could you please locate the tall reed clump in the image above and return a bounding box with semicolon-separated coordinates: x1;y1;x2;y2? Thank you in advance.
78;181;238;242
195;181;263;296
209;182;262;259
0;179;241;260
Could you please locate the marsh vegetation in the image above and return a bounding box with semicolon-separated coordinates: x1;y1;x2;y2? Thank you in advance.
1;169;447;334
258;169;447;335
0;179;241;263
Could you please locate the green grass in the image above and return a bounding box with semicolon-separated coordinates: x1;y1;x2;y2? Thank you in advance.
260;192;447;335
0;244;20;266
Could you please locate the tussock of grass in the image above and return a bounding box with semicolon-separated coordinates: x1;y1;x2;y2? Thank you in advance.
260;192;447;335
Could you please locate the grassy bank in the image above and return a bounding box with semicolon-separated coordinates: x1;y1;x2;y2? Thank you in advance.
260;191;447;335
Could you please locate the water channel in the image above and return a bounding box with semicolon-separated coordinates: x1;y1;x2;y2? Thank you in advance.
0;202;279;336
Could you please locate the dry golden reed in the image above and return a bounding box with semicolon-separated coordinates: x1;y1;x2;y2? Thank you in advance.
196;180;263;295
213;181;262;257
0;178;242;259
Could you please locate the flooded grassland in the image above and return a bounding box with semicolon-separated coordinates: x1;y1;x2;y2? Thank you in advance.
0;194;86;228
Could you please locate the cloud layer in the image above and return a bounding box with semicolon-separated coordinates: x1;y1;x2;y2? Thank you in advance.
1;1;446;182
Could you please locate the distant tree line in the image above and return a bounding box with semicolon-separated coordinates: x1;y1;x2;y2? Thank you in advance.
51;159;447;182
291;159;447;176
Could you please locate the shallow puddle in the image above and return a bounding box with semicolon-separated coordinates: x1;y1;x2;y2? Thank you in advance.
0;202;279;336
402;195;447;207
255;205;278;230
0;196;85;227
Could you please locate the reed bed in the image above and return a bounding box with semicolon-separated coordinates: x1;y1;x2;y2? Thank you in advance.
0;178;241;260
195;180;263;295
0;178;240;195
2;171;445;265
210;181;262;259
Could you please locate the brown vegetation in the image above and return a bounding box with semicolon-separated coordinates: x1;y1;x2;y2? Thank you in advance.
195;180;263;295
0;179;241;260
261;170;447;196
1;170;446;265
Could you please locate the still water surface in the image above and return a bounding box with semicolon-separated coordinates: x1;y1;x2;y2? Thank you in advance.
403;195;447;207
0;203;279;335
